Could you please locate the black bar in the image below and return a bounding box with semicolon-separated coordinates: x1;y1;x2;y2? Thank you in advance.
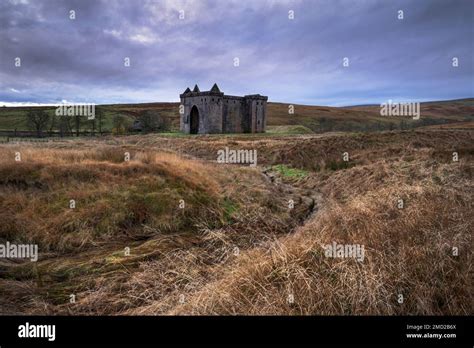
0;316;471;346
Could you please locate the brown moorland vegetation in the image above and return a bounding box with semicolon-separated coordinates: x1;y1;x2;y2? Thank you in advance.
0;128;472;315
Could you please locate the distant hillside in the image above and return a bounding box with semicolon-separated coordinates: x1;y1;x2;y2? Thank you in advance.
0;98;472;134
267;98;474;132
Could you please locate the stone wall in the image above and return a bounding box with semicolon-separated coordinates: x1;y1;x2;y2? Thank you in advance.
222;96;244;133
180;85;267;134
180;92;223;134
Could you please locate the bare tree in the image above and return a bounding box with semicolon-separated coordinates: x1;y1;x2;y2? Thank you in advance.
95;107;105;135
58;116;73;137
85;117;96;136
26;109;50;137
74;115;81;137
157;114;171;132
48;113;57;137
112;114;127;135
137;110;158;132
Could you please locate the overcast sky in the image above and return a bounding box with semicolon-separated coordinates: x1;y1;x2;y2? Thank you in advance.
0;0;473;106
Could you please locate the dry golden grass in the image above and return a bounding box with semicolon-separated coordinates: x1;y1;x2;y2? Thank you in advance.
0;142;311;314
0;128;472;315
166;160;472;315
0;146;227;253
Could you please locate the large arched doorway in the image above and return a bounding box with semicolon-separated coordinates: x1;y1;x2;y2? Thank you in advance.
190;105;199;134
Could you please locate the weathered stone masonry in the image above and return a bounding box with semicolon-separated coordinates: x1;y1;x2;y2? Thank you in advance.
180;83;267;134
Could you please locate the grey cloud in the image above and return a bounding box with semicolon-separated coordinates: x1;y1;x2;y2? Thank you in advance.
0;0;472;105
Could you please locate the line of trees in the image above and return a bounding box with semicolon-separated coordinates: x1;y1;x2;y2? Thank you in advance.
26;108;106;137
25;108;171;137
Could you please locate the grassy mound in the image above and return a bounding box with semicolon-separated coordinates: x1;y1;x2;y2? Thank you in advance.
0;147;227;252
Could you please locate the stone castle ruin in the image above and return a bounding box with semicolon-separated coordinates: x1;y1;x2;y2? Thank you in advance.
180;84;267;134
